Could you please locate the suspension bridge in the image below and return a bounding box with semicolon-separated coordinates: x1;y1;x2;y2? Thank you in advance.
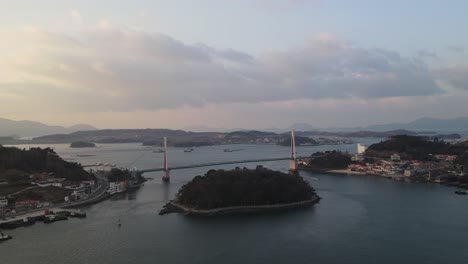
139;130;322;182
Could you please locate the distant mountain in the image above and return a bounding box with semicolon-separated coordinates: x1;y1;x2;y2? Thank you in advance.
273;117;468;134
365;117;468;132
0;118;96;138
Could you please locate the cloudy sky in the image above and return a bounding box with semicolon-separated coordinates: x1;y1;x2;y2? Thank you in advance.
1;0;467;130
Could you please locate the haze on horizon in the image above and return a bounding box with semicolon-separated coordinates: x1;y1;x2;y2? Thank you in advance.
1;0;467;130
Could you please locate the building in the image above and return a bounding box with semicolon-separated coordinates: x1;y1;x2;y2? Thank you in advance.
390;154;401;162
0;196;8;207
107;181;126;195
357;143;367;154
351;154;364;162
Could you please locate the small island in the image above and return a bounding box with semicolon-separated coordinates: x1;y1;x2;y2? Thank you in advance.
70;141;96;148
160;166;320;216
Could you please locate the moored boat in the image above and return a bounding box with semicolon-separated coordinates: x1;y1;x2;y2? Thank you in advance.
454;189;468;195
69;210;87;218
44;214;68;223
0;232;12;242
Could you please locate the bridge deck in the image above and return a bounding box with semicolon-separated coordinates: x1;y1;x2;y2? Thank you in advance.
139;155;322;173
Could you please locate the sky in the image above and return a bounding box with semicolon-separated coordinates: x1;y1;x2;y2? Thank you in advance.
1;0;467;130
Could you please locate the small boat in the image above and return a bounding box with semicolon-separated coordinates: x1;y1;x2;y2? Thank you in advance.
455;189;468;195
184;148;194;153
223;148;242;152
0;232;12;242
118;218;121;227
153;149;164;153
0;217;35;229
69;210;87;218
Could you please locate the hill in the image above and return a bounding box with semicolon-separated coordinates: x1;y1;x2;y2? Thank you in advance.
0;118;96;137
364;117;468;132
0;145;94;183
167;167;319;211
365;135;468;161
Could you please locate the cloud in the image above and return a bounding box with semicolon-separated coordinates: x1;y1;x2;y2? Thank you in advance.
0;27;444;114
70;10;83;27
433;64;468;90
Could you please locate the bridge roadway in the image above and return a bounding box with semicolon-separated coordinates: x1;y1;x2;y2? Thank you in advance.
139;155;323;173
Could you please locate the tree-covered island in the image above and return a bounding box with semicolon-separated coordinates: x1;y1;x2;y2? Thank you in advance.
160;166;320;216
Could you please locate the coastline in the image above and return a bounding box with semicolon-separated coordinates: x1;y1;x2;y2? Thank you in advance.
300;167;468;191
160;196;320;216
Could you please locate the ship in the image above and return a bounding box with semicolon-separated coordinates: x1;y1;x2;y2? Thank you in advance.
44;214;68;223
0;232;12;242
454;189;468;195
152;149;164;153
223;148;242;152
184;148;194;153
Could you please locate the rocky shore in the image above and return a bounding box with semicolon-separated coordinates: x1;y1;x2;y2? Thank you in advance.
159;196;320;216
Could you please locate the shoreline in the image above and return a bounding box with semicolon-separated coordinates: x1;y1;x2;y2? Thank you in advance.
300;167;468;190
160;196;320;216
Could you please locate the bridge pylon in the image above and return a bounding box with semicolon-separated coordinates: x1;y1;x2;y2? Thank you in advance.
289;129;298;174
162;137;170;183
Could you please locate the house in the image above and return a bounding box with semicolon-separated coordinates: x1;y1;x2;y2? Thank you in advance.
0;196;8;207
15;200;40;210
351;154;364;162
390;154;401;162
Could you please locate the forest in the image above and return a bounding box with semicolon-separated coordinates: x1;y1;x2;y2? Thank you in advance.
0;145;94;183
366;135;468;161
174;166;317;210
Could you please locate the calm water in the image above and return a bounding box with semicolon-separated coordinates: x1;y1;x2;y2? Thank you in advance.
2;141;468;264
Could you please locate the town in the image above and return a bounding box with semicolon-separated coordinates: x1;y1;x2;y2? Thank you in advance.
299;136;468;192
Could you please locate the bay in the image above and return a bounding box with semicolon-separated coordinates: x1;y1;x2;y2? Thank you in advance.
1;141;468;264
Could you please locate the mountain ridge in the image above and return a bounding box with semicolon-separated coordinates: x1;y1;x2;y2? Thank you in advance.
0;118;96;138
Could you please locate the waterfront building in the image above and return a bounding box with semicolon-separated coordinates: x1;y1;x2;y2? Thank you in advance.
351;154;364;162
107;181;126;194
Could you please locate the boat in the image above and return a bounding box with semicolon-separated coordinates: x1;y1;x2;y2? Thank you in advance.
0;232;12;242
223;148;242;152
69;210;87;218
454;189;468;195
0;217;35;229
44;214;68;223
153;149;164;153
184;148;194;153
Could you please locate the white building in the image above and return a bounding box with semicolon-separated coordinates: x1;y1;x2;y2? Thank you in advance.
107;182;126;195
0;196;8;207
357;143;367;154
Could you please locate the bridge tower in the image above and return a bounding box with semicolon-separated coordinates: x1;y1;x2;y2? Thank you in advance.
289;129;298;174
162;137;170;182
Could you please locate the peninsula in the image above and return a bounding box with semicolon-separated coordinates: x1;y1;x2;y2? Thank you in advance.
160;166;320;216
